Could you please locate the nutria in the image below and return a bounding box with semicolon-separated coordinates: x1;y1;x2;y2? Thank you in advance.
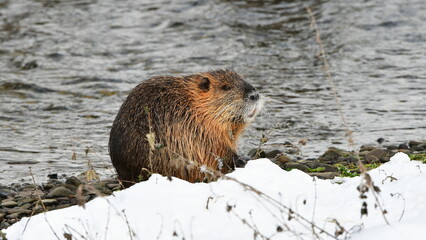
109;69;262;187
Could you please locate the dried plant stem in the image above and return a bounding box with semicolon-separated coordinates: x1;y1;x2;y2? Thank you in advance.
230;209;269;240
122;210;136;240
223;174;338;239
306;7;389;225
22;167;47;235
305;7;355;151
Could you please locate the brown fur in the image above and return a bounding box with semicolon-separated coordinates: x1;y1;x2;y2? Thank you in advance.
109;69;260;187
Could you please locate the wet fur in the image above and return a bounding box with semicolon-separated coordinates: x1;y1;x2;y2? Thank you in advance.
109;69;260;186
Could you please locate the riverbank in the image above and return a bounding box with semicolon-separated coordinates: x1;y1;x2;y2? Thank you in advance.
1;140;425;230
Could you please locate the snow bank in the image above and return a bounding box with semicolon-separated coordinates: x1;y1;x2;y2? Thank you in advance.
4;152;426;240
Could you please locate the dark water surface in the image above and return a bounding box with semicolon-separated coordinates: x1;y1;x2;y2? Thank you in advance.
0;0;425;183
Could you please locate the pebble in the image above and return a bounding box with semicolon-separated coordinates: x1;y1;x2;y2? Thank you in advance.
46;186;74;198
275;154;291;164
413;143;426;151
0;187;15;199
65;176;82;187
386;145;399;150
17;198;36;206
408;140;423;149
265;150;283;159
282;162;310;172
248;148;266;158
318;147;352;164
398;143;409;150
47;173;58;179
6;208;31;215
364;149;395;163
41;199;58;206
360;144;378;152
1;201;18;208
308;172;339;179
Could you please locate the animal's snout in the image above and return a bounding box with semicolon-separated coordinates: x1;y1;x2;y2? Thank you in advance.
247;91;259;101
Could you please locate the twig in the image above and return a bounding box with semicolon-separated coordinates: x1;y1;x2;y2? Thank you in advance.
224;174;338;239
104;205;111;240
166;151;337;238
311;178;320;239
64;224;88;240
44;214;61;240
22;167;47;235
122;210;136;240
390;193;406;222
155;214;164;240
306;7;354;150
306;6;390;225
229;208;269;240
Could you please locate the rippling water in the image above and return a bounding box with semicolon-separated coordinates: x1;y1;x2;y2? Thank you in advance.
0;0;425;184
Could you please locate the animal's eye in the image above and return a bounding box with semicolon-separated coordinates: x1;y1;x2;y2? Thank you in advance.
221;85;231;91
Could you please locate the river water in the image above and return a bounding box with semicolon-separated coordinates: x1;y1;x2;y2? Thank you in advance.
0;0;425;184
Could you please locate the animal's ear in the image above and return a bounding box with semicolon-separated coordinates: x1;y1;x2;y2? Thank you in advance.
199;77;210;92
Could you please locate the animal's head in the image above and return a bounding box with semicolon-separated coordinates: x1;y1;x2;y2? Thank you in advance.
188;69;263;124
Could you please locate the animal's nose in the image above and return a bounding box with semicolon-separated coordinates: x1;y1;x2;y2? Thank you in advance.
248;91;259;101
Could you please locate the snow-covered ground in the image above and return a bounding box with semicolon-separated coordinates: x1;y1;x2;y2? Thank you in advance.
3;152;426;240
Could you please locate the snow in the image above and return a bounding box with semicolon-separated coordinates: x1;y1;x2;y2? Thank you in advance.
3;152;426;240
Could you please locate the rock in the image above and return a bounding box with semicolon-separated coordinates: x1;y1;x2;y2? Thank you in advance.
64;184;77;192
55;197;71;205
285;148;299;155
282;162;310;173
339;156;358;164
303;161;339;173
17;198;36;206
235;156;249;168
377;138;385;144
47;173;58;179
55;204;72;210
364;149;395;163
360;144;377;152
248;148;266;159
41;199;58;206
0;221;10;229
0;187;16;199
408;140;423;149
398;149;411;154
106;184;120;190
16;188;44;198
275;154;291;164
46;179;63;187
92;182;111;194
46;186;74;198
386;145;399;150
6;211;30;219
6;208;31;215
318;148;352;164
19;203;33;210
0;212;5;221
398;143;409;150
265;150;283;159
308;172;339;179
412;143;426;151
1;200;18;208
65;176;83;187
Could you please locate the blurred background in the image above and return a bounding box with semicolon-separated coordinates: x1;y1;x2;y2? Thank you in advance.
0;0;425;183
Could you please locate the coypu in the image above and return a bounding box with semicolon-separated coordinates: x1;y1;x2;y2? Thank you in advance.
109;69;262;187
